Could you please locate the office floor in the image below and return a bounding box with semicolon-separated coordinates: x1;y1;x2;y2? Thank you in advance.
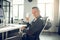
8;32;60;40
40;33;60;40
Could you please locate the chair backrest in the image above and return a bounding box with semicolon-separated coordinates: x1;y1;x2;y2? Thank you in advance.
40;17;48;34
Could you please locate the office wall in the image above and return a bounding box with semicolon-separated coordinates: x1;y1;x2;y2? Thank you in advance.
59;0;60;19
54;0;59;32
54;0;59;26
49;0;59;32
24;0;37;22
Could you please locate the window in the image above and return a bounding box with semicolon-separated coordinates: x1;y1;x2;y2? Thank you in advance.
38;0;54;3
46;4;54;20
13;0;24;4
37;4;45;17
13;0;24;20
37;0;54;21
19;5;24;19
13;5;18;19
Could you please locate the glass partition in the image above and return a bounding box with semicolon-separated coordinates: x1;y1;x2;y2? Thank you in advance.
3;0;10;25
3;0;24;24
0;0;3;28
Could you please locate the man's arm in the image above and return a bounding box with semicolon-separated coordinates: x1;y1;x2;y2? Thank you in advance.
26;22;31;28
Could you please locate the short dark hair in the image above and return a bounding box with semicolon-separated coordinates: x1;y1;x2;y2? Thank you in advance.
32;7;39;11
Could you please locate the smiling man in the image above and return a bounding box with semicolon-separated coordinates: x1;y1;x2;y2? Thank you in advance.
21;7;44;40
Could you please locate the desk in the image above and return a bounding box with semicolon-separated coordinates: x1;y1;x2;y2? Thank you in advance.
0;24;26;40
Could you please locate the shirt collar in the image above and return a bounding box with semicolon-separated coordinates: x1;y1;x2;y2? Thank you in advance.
33;16;41;22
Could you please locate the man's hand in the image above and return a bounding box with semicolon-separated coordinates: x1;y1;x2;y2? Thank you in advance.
26;17;30;22
21;26;26;30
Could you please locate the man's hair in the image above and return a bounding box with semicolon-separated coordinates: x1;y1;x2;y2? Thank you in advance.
32;7;39;11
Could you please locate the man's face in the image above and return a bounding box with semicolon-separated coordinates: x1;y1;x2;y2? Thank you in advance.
32;8;39;18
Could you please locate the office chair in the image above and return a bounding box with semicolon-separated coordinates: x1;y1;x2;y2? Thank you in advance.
22;19;45;40
22;29;42;40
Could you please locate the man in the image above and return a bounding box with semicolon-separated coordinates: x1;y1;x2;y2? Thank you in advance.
21;7;44;40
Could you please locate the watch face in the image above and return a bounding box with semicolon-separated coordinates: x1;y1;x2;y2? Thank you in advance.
28;0;32;2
